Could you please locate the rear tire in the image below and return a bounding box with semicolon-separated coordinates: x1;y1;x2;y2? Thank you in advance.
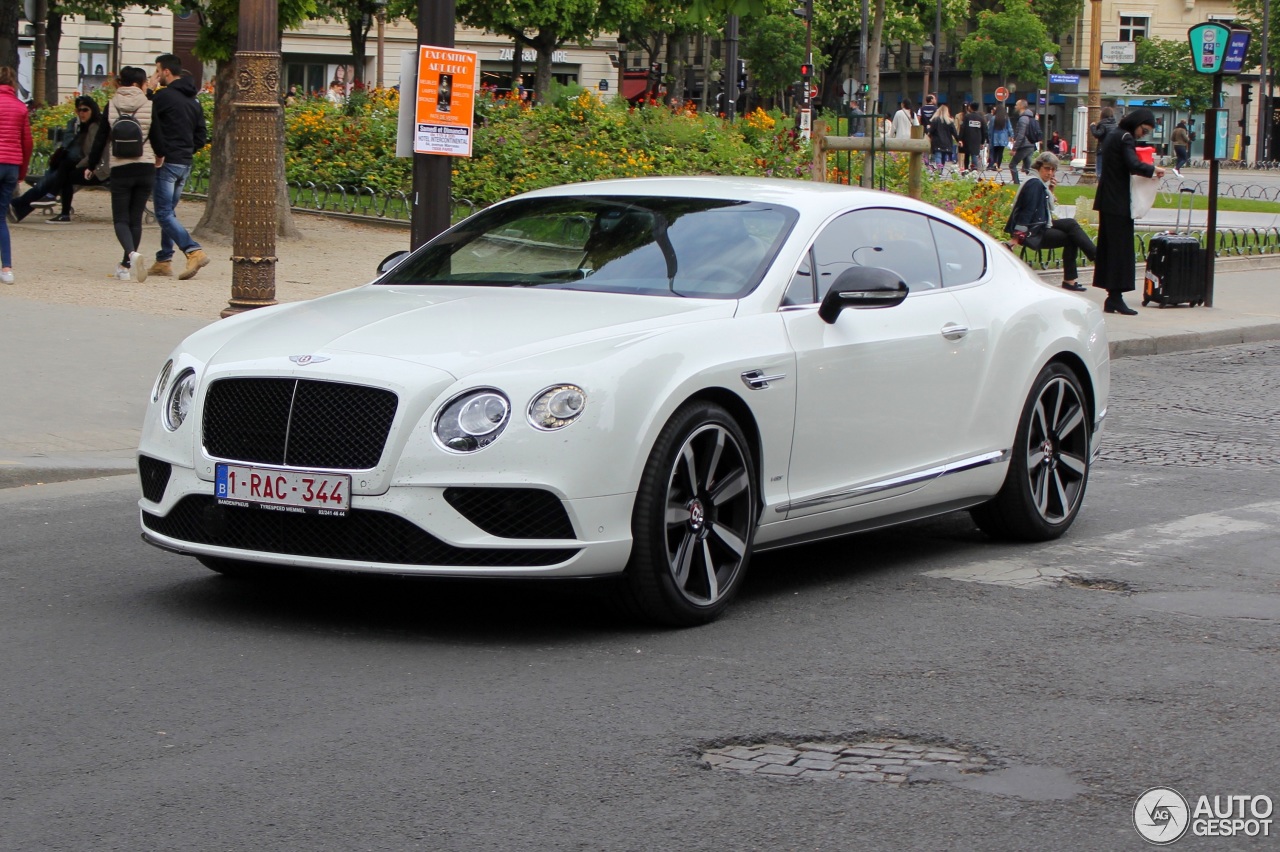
971;362;1091;541
621;401;757;626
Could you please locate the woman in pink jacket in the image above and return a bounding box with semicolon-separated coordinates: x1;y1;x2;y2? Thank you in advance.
0;66;33;284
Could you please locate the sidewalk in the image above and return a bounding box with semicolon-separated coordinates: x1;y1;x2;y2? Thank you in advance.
2;190;1279;484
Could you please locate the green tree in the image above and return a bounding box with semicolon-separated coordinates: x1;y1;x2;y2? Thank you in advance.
957;0;1055;86
1030;0;1082;41
180;0;316;237
741;5;810;103
1118;36;1218;114
312;0;413;86
458;0;645;103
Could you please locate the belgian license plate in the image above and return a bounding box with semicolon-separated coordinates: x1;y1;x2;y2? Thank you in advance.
215;464;350;517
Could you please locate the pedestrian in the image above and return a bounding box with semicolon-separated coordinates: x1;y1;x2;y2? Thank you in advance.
918;93;937;127
928;104;957;166
1089;106;1117;177
1005;152;1096;292
891;98;916;138
9;96;102;224
326;80;345;104
148;55;209;279
0;66;32;285
87;66;161;282
1092;107;1165;315
1009;104;1040;185
959;102;987;172
1171;119;1191;177
987;104;1011;172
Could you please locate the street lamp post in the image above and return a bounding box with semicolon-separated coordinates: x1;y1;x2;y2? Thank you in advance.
1081;0;1103;184
224;0;281;317
921;39;934;105
374;0;387;89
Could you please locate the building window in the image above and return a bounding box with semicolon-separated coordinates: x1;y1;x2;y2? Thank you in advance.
79;41;111;80
1119;15;1149;42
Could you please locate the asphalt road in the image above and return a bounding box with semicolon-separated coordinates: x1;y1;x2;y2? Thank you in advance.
3;343;1278;851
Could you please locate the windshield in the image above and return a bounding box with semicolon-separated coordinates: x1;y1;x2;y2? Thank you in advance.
377;195;798;299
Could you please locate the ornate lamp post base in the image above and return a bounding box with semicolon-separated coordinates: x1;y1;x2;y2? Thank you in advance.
224;12;281;317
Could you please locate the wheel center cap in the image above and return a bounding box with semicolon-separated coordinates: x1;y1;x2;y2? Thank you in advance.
688;499;706;531
1041;439;1055;466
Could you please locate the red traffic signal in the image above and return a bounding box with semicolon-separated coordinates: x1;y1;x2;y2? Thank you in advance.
800;63;813;80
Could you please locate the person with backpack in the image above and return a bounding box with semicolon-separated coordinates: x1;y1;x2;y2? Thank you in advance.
87;66;165;282
147;55;209;279
1008;105;1040;185
928;104;958;167
1089;106;1117;177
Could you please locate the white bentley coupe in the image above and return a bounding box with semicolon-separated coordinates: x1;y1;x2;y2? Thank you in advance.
138;177;1109;625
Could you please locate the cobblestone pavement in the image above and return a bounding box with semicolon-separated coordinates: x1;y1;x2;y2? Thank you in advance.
1100;341;1280;468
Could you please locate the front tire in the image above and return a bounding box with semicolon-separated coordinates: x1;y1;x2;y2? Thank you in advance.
622;401;757;626
971;362;1091;541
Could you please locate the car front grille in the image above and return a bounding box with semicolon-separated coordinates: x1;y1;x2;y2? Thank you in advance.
138;455;171;503
143;496;580;568
443;487;576;539
203;378;398;470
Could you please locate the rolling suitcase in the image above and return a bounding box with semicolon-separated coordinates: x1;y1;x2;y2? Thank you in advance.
1143;187;1208;307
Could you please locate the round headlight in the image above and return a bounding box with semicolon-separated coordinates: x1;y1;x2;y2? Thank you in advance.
152;359;173;403
164;369;197;431
528;385;587;431
434;389;511;452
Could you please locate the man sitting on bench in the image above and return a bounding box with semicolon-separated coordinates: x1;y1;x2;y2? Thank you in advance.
9;96;104;223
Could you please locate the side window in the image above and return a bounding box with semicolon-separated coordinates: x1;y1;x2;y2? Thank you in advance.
782;250;815;306
928;218;987;287
812;208;942;299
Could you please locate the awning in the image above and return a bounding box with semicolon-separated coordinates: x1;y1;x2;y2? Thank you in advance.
623;77;651;101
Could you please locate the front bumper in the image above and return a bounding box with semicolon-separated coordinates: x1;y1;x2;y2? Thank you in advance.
139;460;636;579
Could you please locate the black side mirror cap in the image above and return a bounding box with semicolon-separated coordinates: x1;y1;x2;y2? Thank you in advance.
377;250;409;275
818;267;909;323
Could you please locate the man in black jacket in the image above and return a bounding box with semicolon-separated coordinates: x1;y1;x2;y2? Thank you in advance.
959;102;988;172
148;54;209;279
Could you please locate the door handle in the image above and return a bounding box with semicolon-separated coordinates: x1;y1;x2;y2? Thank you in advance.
941;323;969;340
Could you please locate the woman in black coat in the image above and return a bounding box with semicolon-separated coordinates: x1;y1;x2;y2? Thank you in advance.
1005;152;1096;291
1092;107;1164;314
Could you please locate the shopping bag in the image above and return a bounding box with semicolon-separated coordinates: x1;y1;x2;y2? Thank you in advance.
1131;175;1158;219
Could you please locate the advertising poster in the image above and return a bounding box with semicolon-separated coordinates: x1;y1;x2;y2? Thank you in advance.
414;46;478;157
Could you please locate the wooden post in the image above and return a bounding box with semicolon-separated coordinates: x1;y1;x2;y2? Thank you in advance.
811;120;827;181
908;124;924;199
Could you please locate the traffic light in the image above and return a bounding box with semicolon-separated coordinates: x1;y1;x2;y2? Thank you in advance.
800;63;813;81
1242;82;1253;104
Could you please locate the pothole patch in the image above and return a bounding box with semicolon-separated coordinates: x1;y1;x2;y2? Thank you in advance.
1064;575;1133;593
702;736;990;784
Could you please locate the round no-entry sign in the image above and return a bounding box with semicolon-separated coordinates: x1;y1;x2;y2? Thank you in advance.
995;86;1009;102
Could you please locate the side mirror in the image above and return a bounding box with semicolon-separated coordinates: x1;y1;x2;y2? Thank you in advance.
818;267;909;323
377;250;409;274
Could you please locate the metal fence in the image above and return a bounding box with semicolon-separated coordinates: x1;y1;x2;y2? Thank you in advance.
1019;226;1280;270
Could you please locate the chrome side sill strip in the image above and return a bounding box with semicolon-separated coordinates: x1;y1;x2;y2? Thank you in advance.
776;449;1010;514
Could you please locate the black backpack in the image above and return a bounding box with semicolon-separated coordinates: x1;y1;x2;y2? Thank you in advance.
111;107;145;159
1025;116;1042;144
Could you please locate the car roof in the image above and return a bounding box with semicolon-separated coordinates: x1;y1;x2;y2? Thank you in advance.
516;176;947;220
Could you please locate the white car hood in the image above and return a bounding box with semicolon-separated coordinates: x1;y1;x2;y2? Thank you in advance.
201;285;738;377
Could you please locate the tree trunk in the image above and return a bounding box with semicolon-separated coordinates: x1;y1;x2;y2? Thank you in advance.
530;30;559;104
0;2;19;73
898;40;909;108
347;13;369;85
45;12;61;105
971;72;983;116
194;59;301;240
699;34;711;112
508;33;524;93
